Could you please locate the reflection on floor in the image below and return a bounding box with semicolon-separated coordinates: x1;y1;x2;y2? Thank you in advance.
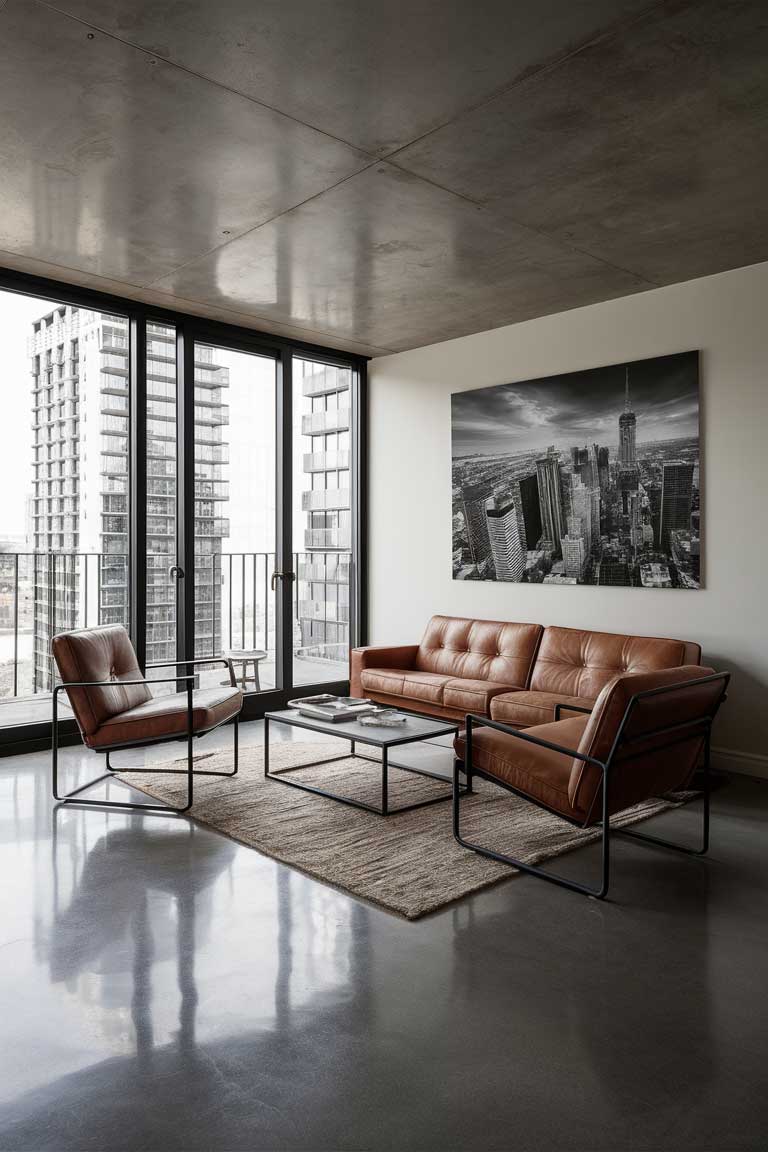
0;721;767;1150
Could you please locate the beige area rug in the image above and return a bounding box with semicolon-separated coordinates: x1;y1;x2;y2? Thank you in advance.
118;742;690;919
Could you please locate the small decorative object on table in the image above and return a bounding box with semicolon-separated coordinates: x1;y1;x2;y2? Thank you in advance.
358;708;407;727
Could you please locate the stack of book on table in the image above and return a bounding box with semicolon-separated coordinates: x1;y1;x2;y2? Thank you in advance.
287;694;376;722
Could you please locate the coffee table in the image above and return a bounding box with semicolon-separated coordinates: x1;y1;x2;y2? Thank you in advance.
264;708;469;816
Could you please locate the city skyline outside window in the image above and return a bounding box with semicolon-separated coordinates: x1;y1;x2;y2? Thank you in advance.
0;287;354;716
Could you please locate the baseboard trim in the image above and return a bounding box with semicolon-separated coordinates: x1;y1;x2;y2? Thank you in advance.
712;746;768;781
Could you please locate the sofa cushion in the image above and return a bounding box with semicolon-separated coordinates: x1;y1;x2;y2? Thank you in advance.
490;690;593;728
360;667;453;705
530;626;698;700
414;615;542;688
443;678;523;714
454;715;590;820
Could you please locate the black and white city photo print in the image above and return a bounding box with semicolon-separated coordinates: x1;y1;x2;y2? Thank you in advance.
451;351;700;589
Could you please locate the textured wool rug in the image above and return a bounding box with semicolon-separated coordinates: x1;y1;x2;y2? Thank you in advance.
118;741;690;919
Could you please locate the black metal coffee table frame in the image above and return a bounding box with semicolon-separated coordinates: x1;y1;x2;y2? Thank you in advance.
264;709;469;816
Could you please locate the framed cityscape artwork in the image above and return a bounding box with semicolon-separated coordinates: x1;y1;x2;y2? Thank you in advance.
451;351;700;589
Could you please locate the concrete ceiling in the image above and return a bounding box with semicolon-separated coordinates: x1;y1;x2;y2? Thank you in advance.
1;0;767;356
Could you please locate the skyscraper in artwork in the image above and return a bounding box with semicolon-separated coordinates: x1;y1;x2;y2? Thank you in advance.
618;367;637;466
535;449;566;555
485;492;524;581
660;462;694;547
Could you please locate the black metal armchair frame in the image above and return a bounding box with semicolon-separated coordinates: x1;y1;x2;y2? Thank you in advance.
453;671;730;900
53;657;241;814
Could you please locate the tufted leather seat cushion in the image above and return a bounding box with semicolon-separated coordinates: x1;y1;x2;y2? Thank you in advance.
490;690;592;727
530;626;701;699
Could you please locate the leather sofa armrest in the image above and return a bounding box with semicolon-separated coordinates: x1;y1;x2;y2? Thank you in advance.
350;644;420;696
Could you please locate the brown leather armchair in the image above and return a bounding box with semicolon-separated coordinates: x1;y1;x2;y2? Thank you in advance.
453;665;729;899
51;625;243;813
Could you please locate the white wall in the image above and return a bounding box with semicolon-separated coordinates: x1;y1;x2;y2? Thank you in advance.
368;261;768;775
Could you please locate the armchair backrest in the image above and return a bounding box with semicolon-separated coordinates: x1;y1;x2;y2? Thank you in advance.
52;625;152;737
414;615;542;688
570;665;727;818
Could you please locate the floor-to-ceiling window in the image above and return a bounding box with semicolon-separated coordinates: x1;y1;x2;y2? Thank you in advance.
292;358;354;687
0;275;366;740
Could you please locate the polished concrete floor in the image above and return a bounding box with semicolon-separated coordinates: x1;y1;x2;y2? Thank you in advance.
0;721;766;1151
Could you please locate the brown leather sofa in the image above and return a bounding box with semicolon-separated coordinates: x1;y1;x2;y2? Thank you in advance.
350;614;702;725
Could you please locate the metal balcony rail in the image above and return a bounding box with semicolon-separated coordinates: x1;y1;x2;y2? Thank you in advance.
0;550;352;705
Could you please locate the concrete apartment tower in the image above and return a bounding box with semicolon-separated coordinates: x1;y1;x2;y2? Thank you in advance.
29;307;229;690
296;359;352;662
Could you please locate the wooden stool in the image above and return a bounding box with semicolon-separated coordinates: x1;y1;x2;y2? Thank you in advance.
224;649;267;691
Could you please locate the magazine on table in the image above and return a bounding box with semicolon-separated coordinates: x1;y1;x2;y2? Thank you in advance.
287;694;377;722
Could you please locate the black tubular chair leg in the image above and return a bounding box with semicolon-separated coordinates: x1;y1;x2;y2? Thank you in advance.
452;757;611;899
52;676;241;814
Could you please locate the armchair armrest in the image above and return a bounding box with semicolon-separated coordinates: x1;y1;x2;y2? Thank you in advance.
554;702;594;721
464;713;605;769
54;676;195;695
147;657;229;670
52;676;198;753
350;644;420;696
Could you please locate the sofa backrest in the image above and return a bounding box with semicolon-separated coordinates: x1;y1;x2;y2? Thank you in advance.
414;615;542;688
569;665;726;818
530;625;701;700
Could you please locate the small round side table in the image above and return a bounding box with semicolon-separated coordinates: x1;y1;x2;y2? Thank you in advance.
223;648;268;692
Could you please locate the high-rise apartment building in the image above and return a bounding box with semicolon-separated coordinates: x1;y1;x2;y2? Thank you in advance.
485;492;524;581
569;476;594;552
517;473;542;551
296;360;352;662
29;307;229;689
536;449;566;555
561;533;586;578
461;484;493;568
660;461;694;548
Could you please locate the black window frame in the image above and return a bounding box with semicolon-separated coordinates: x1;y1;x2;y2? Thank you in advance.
0;266;368;755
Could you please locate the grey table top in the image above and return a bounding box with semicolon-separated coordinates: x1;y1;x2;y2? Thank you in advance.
265;708;458;747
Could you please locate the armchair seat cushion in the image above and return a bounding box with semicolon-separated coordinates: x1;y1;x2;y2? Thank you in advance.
490;690;593;728
87;686;242;749
454;715;591;820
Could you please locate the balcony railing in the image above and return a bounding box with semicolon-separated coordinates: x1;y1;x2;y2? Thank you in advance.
0;550;352;719
300;408;351;436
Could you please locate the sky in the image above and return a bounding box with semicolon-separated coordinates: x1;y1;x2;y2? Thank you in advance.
451;352;700;458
